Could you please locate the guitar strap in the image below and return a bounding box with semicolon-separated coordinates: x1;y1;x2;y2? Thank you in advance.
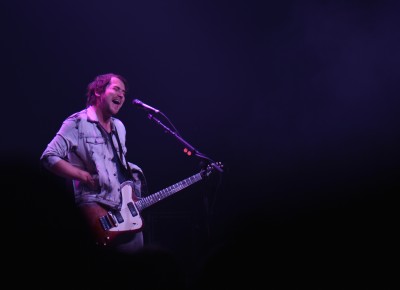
96;122;149;197
112;127;133;179
113;127;150;197
95;123;132;182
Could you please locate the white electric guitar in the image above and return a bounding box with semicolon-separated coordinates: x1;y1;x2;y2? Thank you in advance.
79;162;222;247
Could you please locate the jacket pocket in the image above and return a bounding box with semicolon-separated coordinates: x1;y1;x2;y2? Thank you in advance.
86;137;106;144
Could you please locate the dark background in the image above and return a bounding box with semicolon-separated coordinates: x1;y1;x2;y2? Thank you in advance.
2;0;398;288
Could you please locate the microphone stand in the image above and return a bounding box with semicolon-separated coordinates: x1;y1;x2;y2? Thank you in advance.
147;113;223;173
146;112;223;245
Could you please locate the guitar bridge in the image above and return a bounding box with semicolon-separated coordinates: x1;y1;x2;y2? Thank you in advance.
99;211;119;231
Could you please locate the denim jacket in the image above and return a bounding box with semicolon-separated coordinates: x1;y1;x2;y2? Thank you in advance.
40;106;146;210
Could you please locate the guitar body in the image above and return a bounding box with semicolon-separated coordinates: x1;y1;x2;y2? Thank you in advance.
79;181;143;247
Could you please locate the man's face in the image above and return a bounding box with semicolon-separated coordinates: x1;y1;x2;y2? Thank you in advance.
99;76;126;116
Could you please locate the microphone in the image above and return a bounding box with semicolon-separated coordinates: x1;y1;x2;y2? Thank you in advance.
132;99;160;114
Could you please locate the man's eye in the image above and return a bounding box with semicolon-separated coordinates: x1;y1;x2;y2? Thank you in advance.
114;87;126;96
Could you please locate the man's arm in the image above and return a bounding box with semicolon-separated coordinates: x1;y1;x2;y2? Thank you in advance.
48;159;97;189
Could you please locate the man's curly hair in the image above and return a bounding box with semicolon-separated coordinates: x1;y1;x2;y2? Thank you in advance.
86;73;128;107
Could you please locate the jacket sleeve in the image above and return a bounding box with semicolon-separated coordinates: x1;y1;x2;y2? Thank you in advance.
40;116;79;170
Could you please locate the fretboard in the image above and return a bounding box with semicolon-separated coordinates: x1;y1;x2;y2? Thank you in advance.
135;172;203;211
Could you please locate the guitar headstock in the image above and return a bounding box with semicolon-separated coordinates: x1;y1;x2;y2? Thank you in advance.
202;161;224;177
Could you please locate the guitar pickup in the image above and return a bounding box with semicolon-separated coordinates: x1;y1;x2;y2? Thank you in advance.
127;202;138;217
113;211;124;223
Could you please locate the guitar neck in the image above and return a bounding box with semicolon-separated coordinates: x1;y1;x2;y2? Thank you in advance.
136;172;203;211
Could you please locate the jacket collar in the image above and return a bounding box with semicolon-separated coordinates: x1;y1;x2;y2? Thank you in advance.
86;106;98;123
86;105;116;131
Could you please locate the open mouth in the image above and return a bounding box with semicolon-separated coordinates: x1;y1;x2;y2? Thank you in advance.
112;99;121;105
